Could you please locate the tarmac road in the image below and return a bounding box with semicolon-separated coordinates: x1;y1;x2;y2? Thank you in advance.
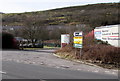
2;61;117;79
2;49;118;79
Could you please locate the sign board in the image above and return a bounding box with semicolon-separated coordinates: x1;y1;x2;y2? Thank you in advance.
73;32;83;48
61;34;70;48
73;37;83;44
94;25;120;47
74;44;82;48
74;32;82;37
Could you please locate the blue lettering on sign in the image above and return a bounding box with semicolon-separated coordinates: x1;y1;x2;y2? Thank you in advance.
94;31;102;40
95;31;101;34
74;32;82;37
75;33;82;36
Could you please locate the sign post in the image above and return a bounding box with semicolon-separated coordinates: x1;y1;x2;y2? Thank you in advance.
73;32;83;58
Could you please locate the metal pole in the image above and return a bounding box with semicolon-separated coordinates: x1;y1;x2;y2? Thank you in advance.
80;48;82;59
75;48;77;57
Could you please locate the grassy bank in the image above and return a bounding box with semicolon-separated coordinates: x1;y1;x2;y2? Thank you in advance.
22;46;60;50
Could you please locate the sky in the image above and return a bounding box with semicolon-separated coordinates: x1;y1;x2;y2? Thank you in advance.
0;0;119;13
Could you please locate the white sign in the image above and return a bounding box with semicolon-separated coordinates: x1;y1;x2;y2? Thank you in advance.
61;34;70;43
61;34;70;48
94;25;120;47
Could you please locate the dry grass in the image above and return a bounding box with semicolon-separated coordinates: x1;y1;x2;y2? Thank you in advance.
56;37;120;69
82;44;120;64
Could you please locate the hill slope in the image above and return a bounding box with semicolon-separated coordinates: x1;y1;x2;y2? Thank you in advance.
2;3;120;28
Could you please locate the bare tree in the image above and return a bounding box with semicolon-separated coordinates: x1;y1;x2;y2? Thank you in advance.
20;17;49;46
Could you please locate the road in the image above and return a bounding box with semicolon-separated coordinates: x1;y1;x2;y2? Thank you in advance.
2;49;118;79
2;61;117;79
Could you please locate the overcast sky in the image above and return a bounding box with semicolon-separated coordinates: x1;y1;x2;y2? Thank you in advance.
0;0;119;13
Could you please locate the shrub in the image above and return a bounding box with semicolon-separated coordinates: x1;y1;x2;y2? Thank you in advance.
55;43;75;53
82;44;120;64
82;37;120;66
56;37;120;67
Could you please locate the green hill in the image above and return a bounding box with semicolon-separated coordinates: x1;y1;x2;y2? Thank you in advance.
2;3;120;28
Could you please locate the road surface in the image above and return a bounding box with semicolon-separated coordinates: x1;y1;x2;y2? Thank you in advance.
2;49;118;79
2;61;117;79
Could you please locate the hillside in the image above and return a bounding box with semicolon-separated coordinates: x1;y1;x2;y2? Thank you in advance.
2;3;120;28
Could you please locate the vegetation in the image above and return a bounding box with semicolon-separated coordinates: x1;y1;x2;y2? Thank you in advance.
56;37;120;69
2;3;119;28
2;3;119;44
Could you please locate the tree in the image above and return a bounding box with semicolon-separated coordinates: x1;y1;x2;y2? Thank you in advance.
20;17;49;46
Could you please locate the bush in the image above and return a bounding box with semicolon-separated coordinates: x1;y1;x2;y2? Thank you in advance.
82;44;120;65
56;37;120;67
82;37;120;67
55;43;75;53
